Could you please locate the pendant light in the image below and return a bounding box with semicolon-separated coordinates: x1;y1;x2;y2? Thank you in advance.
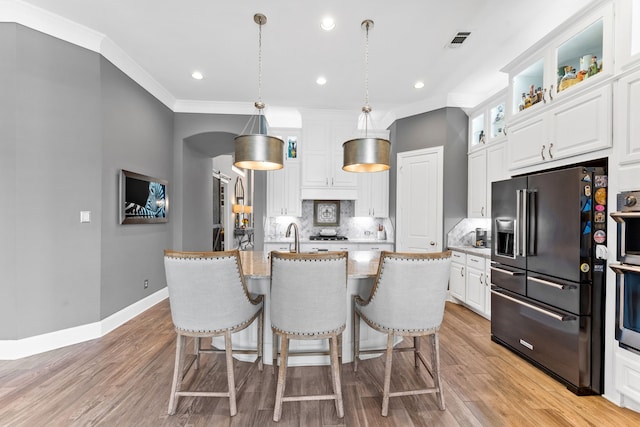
343;19;391;173
234;13;284;171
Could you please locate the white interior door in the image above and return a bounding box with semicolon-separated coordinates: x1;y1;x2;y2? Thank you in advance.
396;147;444;252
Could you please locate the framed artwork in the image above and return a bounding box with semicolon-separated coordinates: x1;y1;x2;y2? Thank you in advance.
313;200;340;226
287;136;298;159
119;169;168;224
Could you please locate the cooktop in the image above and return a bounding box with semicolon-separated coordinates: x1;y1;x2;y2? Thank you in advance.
309;235;348;241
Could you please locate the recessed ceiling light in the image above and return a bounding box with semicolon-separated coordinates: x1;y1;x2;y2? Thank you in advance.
191;71;204;80
316;76;327;85
321;17;335;31
414;81;425;89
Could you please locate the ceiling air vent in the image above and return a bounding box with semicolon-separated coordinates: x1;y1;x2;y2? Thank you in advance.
448;31;471;48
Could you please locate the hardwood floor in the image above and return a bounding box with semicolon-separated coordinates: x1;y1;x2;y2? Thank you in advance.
1;301;640;426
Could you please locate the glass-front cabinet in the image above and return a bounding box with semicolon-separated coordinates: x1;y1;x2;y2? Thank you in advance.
506;2;613;119
469;90;506;152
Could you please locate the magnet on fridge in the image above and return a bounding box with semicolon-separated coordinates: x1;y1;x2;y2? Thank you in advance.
582;175;592;182
583;221;591;234
595;175;608;188
594;188;607;205
580;263;590;273
595;204;605;212
584;185;591;197
594;212;605;223
594;230;606;243
582;199;592;212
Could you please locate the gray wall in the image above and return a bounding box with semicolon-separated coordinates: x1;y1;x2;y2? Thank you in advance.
1;24;103;338
389;107;468;246
0;24;175;339
173;114;267;252
99;57;174;318
0;24;20;339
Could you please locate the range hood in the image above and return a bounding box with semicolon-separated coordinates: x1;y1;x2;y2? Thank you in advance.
300;188;357;200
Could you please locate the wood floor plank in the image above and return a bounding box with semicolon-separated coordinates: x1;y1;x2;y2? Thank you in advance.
2;300;640;426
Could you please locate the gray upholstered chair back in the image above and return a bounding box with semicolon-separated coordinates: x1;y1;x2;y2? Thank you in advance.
164;250;259;332
359;251;452;332
270;251;348;335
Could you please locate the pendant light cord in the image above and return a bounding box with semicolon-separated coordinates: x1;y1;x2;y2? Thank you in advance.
257;16;263;108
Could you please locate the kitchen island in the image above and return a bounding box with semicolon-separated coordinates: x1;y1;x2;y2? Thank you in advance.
217;251;390;366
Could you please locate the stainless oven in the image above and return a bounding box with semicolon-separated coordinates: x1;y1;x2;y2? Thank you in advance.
610;264;640;354
611;190;640;354
611;191;640;265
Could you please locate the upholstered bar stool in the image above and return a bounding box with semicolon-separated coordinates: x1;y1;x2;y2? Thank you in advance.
163;249;264;417
270;251;348;422
353;251;452;416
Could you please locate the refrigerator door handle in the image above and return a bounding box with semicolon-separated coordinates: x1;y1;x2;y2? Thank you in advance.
491;290;576;322
522;189;528;257
516;189;521;257
528;276;576;290
491;266;525;276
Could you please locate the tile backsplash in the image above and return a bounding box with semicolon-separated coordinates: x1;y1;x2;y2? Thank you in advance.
265;200;393;241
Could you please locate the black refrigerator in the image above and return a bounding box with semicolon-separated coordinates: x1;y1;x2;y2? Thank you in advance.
490;165;608;395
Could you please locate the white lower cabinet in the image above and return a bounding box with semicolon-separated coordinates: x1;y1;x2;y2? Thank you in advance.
465;255;486;313
449;252;466;301
448;250;490;319
264;242;294;255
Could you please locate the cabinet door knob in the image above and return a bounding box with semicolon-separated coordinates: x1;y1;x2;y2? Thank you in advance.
548;143;554;159
430;241;436;246
541;144;546;161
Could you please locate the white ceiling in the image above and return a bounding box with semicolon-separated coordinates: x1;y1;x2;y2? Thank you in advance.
17;0;598;118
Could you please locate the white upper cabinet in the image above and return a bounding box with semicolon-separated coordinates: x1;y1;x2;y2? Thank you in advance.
469;91;507;152
503;2;614;172
614;0;640;72
505;3;613;120
267;128;301;217
300;112;359;200
355;170;389;218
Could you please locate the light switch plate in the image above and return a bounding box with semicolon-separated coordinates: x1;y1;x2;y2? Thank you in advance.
80;211;91;223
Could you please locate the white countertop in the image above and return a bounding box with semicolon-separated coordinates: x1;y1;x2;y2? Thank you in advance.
447;245;492;258
264;238;393;244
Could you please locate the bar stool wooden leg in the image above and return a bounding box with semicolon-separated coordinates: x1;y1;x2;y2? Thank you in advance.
257;310;264;371
224;331;237;416
431;332;445;410
273;335;290;422
353;308;361;372
381;332;394;417
330;334;345;417
168;334;186;415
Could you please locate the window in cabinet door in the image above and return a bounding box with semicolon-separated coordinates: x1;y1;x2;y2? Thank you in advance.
512;58;544;115
556;19;603;94
470;113;485;149
490;103;505;140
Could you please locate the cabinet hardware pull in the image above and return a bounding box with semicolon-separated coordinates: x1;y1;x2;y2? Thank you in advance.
503;124;508;136
528;276;575;290
542;87;547;104
548;143;553;159
481;206;485;216
549;85;554;101
479;273;484;284
460;268;464;277
326;178;329;186
491;290;575;321
490;266;524;276
430;241;436;246
540;144;546;160
610;263;640;274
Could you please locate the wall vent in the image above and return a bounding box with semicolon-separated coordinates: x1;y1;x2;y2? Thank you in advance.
448;31;471;48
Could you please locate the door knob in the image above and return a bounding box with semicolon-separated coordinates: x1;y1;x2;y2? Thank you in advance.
430;241;436;246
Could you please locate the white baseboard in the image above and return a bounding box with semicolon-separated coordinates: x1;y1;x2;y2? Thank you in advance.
0;288;168;360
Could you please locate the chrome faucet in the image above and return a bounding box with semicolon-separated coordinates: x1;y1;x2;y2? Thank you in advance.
285;222;299;253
